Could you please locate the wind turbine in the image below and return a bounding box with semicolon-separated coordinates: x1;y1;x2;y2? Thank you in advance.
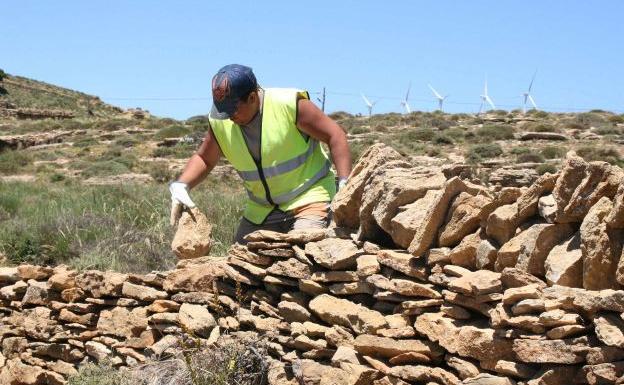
428;84;449;112
522;71;538;114
400;83;411;114
479;77;496;114
361;93;377;117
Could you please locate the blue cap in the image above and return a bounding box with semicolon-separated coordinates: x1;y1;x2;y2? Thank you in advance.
210;64;258;119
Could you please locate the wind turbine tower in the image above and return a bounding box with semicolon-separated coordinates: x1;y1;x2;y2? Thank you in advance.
522;71;538;114
361;93;377;117
479;78;496;114
400;83;412;114
428;84;449;112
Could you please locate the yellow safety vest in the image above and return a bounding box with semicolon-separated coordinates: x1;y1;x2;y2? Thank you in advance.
210;88;336;224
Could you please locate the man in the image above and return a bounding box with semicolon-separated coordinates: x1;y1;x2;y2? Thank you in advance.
169;64;351;244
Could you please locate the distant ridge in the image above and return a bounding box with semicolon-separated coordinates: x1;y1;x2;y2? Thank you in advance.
0;72;124;118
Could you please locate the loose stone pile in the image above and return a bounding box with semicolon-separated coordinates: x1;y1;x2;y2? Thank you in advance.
2;143;624;384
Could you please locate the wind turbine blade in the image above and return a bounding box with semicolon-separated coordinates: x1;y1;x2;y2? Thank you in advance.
528;70;537;93
528;95;537;109
486;96;496;110
405;83;411;101
361;93;372;108
428;84;443;99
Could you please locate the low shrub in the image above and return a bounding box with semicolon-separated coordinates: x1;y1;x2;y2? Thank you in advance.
72;137;98;148
517;153;546;163
467;143;503;160
537;163;558;175
475;125;515;141
541;146;567;159
432;133;454;145
576;146;623;166
594;126;622;136
154;124;192;140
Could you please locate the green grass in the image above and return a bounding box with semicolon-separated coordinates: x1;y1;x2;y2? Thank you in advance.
68;362;128;385
537;163;557;175
0;180;244;273
541;145;567;159
0;150;33;174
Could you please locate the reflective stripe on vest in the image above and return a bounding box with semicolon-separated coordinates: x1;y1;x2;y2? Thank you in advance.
246;159;331;205
236;139;320;182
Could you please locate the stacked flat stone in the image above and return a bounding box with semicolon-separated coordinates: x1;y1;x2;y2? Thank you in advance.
2;143;624;384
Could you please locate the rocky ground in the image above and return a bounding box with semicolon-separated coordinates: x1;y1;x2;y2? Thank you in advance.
2;143;624;384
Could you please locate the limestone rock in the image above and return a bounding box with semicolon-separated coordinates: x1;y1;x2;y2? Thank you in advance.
178;303;216;338
439;193;494;248
376;250;427;281
122;282;168;301
75;270;127;298
538;194;557;222
0;358;46;385
607;183;624;228
267;258;311;279
475;239;498;270
516;172;558;224
353;334;443;360
244;228;326;244
96;307;148;338
415;313;514;362
171;207;213;259
332;143;404;229
163;261;226;292
512;338;586;364
367;274;441;298
497;223;575;277
278;301;312;323
306;238;363;270
552;154;623;223
448;230;485;269
581;197;621;289
462;373;515;385
486;203;518;246
390;190;440;249
409;177;479;257
500;268;547;289
17;265;53;281
309;294;388;334
371;168;446;237
594;312;624;347
544;232;583;287
448;270;502;296
388;365;460;385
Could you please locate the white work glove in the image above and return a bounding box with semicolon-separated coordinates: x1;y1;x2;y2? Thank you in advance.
338;177;348;192
169;181;196;227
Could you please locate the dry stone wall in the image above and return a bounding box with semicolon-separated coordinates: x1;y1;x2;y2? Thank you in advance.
2;143;624;384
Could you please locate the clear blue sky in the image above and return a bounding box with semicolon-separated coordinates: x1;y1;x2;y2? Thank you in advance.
3;1;623;119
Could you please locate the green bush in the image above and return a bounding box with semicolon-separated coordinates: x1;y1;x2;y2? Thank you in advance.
155;124;192;140
152;143;196;159
432;133;454;145
401;128;435;142
576;146;623;166
349;125;371;135
530;123;560;133
517;153;545;163
444;127;465;141
594;126;622;136
0;150;32;174
537;163;558;175
475;125;515;141
113;136;139;148
467;143;503;160
607;115;624;124
0;69;6;81
541;146;567;159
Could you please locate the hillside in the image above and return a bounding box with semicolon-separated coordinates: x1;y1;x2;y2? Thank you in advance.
0;71;125;118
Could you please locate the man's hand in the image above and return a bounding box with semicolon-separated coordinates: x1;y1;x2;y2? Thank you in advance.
169;181;196;226
338;177;348;192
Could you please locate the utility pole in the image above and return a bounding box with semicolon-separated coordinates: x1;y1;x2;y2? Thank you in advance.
316;87;326;112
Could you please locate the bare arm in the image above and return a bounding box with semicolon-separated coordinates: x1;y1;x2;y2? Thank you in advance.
177;128;221;189
296;98;352;179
